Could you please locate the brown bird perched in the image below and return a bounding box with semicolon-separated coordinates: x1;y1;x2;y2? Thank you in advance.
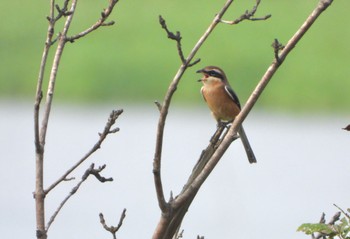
197;66;257;164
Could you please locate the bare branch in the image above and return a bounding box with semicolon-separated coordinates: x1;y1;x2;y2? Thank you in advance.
220;0;271;25
66;0;119;42
45;109;122;194
159;15;200;67
154;101;162;112
63;177;75;181
271;38;285;64
46;164;113;231
54;0;72;22
99;209;127;239
83;164;113;182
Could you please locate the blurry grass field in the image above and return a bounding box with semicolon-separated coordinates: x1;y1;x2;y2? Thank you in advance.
1;0;349;112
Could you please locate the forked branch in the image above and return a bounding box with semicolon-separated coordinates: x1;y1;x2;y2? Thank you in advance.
99;209;127;239
46;163;113;230
220;0;271;25
66;0;119;42
159;15;200;67
45;109;123;194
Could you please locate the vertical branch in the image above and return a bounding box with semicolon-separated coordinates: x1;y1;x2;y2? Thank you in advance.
34;1;56;237
39;0;78;144
34;1;119;238
153;0;235;216
35;2;79;237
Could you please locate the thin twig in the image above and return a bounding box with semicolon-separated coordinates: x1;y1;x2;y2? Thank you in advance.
154;101;162;112
174;229;184;239
46;164;113;230
99;209;127;239
54;0;72;22
66;0;119;42
45;109;122;194
334;204;350;220
159;15;200;66
271;38;284;64
220;0;271;25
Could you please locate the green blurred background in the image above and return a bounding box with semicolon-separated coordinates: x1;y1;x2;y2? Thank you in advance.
1;0;349;112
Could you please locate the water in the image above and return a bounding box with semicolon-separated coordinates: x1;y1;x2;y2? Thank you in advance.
1;101;349;239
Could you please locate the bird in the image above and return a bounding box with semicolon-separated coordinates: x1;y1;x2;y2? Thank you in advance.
197;65;257;164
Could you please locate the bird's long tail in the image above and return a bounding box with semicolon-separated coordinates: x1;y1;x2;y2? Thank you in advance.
238;125;257;164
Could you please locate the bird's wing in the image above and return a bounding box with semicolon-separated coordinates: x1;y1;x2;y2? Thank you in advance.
224;85;241;109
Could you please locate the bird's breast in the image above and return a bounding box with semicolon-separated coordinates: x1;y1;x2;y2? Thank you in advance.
201;85;241;122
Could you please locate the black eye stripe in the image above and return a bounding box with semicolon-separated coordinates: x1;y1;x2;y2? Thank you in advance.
207;70;223;78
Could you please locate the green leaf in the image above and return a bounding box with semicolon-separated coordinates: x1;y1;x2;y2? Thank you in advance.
297;223;335;235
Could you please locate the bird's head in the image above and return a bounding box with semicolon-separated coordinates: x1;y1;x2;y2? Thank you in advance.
196;66;227;85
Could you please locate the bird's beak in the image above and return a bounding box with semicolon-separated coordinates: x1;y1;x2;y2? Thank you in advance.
197;69;204;82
